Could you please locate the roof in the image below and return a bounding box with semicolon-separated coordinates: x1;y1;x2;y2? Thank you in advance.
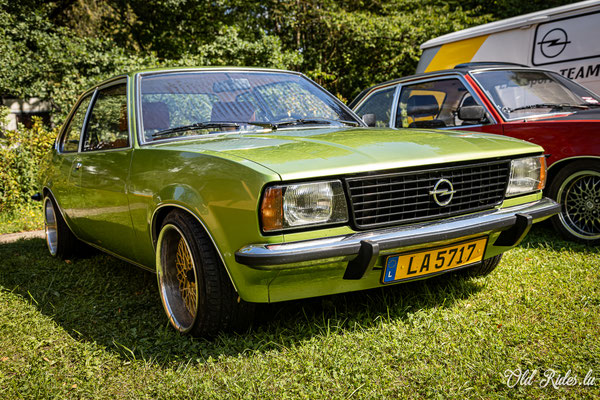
348;65;548;109
421;0;600;49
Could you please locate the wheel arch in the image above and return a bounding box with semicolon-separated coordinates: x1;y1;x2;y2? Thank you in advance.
42;186;78;235
546;156;600;190
150;203;238;292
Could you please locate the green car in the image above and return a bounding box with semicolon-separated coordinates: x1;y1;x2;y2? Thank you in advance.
39;67;559;336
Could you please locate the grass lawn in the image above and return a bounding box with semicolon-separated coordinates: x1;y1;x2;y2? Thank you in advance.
0;225;598;399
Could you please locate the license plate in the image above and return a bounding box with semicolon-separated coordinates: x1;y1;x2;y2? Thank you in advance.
382;237;488;283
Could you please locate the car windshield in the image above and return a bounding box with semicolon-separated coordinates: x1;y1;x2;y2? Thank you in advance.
139;70;359;142
470;70;600;120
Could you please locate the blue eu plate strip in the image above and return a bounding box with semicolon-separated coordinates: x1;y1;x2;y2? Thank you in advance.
384;257;398;283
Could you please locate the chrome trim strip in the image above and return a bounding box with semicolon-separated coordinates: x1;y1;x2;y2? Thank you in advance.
83;240;154;272
150;203;238;291
235;198;560;270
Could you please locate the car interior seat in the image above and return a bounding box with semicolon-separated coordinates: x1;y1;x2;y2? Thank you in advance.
406;95;446;129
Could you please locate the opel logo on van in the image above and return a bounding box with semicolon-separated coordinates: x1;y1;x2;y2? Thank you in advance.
430;179;456;206
538;28;571;59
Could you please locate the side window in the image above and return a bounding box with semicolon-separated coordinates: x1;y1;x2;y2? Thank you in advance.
83;83;129;151
354;86;396;127
395;79;489;129
59;95;92;153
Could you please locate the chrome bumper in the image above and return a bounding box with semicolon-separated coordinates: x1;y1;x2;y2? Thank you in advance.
235;198;560;276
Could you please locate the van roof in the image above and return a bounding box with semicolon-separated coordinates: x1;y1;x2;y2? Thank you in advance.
421;0;600;49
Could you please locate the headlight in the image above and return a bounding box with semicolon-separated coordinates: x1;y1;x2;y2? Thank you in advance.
506;156;547;197
261;180;348;232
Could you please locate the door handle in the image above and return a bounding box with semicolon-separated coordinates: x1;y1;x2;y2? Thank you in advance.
74;162;82;170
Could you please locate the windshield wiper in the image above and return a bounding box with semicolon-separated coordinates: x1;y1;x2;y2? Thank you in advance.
152;122;241;139
151;119;360;139
272;118;360;129
507;103;590;113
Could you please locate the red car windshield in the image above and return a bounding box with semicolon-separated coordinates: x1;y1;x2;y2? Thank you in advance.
471;70;600;121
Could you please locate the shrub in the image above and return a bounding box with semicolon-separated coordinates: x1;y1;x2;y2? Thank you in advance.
0;117;57;212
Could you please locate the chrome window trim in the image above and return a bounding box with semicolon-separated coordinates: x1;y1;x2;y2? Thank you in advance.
55;89;96;153
392;74;497;128
389;84;402;128
352;83;400;128
134;68;364;147
80;77;133;154
57;92;94;154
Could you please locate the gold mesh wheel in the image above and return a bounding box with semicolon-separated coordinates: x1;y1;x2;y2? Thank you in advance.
175;238;197;316
156;223;199;333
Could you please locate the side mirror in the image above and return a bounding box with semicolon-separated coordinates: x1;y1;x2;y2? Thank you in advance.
362;113;377;127
458;105;486;122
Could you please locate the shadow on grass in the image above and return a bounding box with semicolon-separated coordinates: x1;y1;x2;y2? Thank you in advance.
0;225;585;365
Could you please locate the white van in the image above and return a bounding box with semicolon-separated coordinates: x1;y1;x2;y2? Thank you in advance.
417;0;600;94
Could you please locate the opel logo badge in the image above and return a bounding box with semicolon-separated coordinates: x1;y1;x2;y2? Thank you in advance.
430;178;456;206
538;28;571;59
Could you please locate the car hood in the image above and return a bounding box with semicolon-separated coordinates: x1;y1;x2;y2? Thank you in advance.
156;127;542;180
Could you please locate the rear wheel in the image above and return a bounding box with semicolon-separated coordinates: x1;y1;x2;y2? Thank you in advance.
43;195;78;258
156;210;254;336
548;161;600;245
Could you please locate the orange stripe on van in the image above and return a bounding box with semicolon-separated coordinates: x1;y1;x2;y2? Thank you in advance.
424;35;489;72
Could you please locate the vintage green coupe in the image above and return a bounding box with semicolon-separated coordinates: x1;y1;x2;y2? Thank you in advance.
39;67;560;336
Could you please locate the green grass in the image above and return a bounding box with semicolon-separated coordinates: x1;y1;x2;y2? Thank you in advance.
0;226;598;399
0;204;43;234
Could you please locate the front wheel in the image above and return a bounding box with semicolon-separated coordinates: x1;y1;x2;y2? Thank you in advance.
548;161;600;245
156;210;254;336
459;254;503;278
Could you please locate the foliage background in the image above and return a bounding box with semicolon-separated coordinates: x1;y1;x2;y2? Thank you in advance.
0;0;575;213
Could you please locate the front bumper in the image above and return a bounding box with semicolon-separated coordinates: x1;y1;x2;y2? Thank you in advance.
235;198;560;278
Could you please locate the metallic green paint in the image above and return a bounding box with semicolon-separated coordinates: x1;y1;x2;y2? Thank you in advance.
41;68;552;305
156;128;541;181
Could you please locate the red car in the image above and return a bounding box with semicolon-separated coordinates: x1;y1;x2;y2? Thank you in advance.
351;63;600;244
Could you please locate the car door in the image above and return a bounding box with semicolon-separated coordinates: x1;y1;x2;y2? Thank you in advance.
52;92;94;237
75;79;137;260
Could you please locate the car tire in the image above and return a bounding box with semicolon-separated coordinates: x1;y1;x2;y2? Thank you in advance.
156;210;254;336
548;161;600;245
43;195;78;259
459;254;502;278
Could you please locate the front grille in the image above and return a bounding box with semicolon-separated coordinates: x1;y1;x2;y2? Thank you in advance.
345;159;511;229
